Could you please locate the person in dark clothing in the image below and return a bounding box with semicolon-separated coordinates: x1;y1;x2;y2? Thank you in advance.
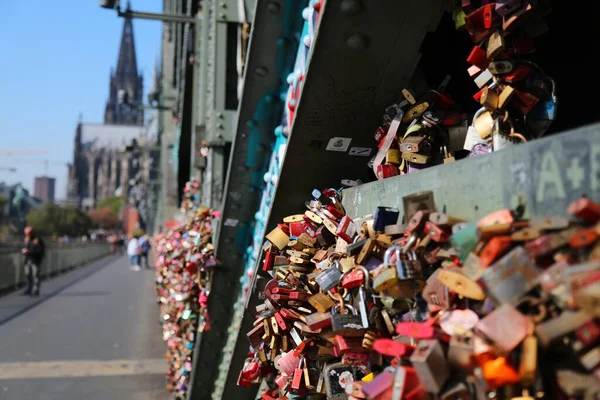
22;226;45;296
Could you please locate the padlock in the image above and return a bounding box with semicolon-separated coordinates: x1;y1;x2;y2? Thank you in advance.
337;216;357;243
330;303;365;337
486;30;504;59
448;335;475;372
308;292;335;313
495;0;521;16
335;335;364;354
480;87;500;111
503;2;534;34
266;226;290;250
290;357;306;395
401;151;429;165
410;339;450;394
424;220;451;242
386;148;401;165
477;304;531;352
400;136;433;154
376;163;399;180
361;368;394;399
480;246;540;305
472;107;495;140
402;102;430;124
305;311;332;330
466;44;489;70
315;260;343;291
465;3;497;42
323;362;366;400
474;69;493;89
519;335;537;386
568;197;600;223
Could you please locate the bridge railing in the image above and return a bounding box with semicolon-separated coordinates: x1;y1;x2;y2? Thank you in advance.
0;242;111;293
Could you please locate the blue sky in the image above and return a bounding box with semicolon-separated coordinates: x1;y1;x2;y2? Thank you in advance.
0;1;162;199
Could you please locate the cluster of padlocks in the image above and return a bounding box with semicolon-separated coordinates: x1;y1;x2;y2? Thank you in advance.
154;180;217;399
372;0;557;179
237;187;600;399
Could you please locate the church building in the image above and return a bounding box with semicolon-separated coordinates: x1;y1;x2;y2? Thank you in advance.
67;4;156;210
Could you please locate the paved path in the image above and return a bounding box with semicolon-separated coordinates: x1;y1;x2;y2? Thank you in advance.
0;255;168;400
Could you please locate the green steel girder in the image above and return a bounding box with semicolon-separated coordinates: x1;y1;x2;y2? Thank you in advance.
187;0;298;398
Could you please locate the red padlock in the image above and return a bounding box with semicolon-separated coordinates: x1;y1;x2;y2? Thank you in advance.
262;250;276;272
424;221;451;243
512;89;539;115
274;312;289;332
289;221;304;237
376;163;399;180
336;216;357;243
467;46;490;70
479;235;513;267
568;197;600;223
335;335;364;354
341;268;365;289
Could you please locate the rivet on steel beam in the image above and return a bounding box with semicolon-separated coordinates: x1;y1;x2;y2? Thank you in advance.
276;37;290;47
220;2;227;7
267;1;280;13
255;66;269;77
347;34;369;49
340;0;362;15
220;13;227;19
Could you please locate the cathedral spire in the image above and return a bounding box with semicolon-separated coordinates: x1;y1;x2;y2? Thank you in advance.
104;2;144;126
115;12;138;80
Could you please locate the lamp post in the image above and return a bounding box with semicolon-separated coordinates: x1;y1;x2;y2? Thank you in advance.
100;1;198;24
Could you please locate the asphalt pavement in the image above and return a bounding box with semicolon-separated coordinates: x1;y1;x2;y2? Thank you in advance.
0;254;168;400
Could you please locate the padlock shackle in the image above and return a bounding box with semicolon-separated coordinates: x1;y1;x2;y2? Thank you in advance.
356;265;370;288
331;303;356;315
471;107;490;128
383;245;402;265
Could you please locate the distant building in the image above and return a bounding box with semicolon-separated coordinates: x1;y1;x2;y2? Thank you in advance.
66;11;158;211
33;176;56;203
0;182;42;220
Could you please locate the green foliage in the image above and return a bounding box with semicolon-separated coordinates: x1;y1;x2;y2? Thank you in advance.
96;196;126;215
26;203;92;237
133;227;146;238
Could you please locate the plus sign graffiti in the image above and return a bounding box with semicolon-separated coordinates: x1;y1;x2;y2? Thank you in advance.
521;131;600;215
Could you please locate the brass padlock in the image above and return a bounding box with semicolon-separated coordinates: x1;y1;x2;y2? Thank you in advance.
400;136;432;154
401;151;429;165
472;107;495;139
486;30;504;59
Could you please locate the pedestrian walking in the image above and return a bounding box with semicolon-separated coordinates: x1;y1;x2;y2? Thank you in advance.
21;226;45;296
138;234;151;269
117;235;126;254
127;235;141;271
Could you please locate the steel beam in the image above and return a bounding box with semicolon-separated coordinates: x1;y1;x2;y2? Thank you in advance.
187;0;302;398
213;1;445;399
259;0;444;239
343;122;600;221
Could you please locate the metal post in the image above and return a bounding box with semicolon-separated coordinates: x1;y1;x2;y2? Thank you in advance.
117;8;198;24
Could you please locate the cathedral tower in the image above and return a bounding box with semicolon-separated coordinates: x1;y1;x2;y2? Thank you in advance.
104;2;144;126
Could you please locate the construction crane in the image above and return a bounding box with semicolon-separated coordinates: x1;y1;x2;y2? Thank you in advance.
0;149;48;156
5;158;69;174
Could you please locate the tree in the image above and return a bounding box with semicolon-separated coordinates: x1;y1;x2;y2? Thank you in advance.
88;207;120;230
26;204;92;237
0;194;6;223
96;196;126;215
